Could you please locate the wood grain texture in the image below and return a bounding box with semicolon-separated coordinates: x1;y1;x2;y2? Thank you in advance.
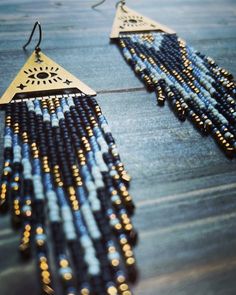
0;0;236;294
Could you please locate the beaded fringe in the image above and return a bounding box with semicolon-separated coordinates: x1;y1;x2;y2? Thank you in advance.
119;32;236;157
0;94;138;295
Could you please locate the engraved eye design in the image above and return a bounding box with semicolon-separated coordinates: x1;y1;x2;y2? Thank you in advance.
119;15;145;29
24;66;62;85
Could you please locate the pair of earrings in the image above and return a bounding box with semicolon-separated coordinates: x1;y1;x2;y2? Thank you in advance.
0;1;235;295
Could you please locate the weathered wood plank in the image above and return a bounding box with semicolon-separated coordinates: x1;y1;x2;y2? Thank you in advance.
0;0;236;294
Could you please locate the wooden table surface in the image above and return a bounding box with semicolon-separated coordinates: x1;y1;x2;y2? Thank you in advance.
0;0;236;294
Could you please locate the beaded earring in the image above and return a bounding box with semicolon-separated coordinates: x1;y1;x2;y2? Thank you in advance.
93;0;236;157
0;22;138;295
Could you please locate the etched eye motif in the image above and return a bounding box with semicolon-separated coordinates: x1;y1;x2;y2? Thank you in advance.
119;15;145;29
24;66;62;85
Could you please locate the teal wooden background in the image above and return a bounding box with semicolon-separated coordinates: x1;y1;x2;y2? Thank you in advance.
0;0;236;294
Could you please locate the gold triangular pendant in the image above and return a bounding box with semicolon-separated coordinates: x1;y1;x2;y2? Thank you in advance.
0;51;96;104
110;4;175;39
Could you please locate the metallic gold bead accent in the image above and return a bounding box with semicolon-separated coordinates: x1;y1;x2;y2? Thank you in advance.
3;170;10;176
12;184;19;191
88;130;93;137
81;288;90;295
126;257;135;265
36;239;45;246
114;199;122;206
14;176;20;182
124;250;133;258
114;223;122;230
40;262;49;271
117;275;125;284
68;189;79;210
108;246;116;253
119;284;128;291
125;223;133;231
14;200;20;215
41;270;50;278
68;186;76;195
25;224;31;231
63;272;72;281
111;190;118;196
122;244;131;251
121;191;129;197
107;286;118;295
130;48;135;54
120;237;128;245
36;227;43;234
42;285;54;295
113;174;120;180
75;178;83;186
60;259;69;267
42;278;51;285
111;259;119;267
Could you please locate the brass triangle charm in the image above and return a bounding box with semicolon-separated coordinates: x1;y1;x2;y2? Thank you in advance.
110;4;175;39
0;51;96;104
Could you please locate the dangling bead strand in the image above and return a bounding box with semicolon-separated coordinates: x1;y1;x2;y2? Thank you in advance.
9;102;23;228
58;96;133;294
0;104;13;212
25;100;55;294
41;97;92;295
0;94;138;295
119;32;236;157
18;102;33;258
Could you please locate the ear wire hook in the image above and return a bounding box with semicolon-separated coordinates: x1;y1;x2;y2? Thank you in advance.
116;0;126;9
23;21;42;53
116;1;128;12
92;0;127;12
92;0;106;9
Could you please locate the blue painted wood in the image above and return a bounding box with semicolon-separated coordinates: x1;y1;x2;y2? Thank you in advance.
0;0;236;294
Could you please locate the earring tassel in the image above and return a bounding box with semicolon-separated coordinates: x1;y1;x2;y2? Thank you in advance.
0;94;138;295
119;32;236;157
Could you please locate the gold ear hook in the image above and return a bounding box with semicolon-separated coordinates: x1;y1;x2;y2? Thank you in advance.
23;21;42;53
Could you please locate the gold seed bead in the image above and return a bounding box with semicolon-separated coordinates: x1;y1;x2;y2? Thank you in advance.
107;286;118;295
81;288;90;295
130;48;135;54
